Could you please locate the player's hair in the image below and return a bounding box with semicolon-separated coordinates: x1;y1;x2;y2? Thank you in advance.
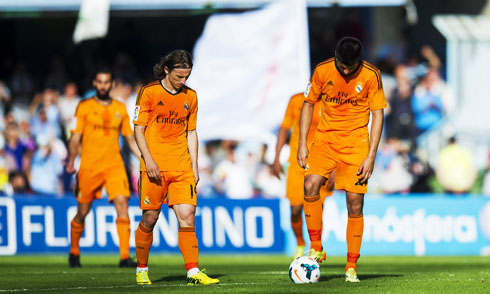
94;67;113;80
153;49;193;80
335;37;363;66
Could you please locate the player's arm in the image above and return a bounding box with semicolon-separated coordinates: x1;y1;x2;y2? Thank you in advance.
124;134;141;158
134;125;160;181
272;127;288;179
66;133;81;174
357;109;384;184
187;129;199;185
297;101;314;168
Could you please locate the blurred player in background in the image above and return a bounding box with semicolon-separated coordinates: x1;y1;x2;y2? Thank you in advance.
67;68;141;268
297;37;386;282
133;49;219;285
272;92;335;259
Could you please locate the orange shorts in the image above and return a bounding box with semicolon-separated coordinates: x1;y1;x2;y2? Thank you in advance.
76;167;130;204
138;170;196;210
306;140;368;194
286;161;333;206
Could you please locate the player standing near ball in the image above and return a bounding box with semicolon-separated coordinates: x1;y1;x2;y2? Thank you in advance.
272;92;336;259
67;68;141;268
133;49;219;285
297;37;386;282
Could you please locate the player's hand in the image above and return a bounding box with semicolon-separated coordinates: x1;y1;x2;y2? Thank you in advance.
297;145;309;169
66;160;76;174
271;159;283;179
357;155;375;185
145;158;161;181
193;169;200;185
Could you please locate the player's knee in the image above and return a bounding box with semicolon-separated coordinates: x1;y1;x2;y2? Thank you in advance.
142;214;159;228
304;178;319;195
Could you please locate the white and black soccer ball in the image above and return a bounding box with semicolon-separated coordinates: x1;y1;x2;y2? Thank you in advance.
289;256;321;283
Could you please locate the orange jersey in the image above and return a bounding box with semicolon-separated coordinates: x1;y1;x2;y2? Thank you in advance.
304;58;386;147
133;81;197;172
71;97;132;170
280;93;321;163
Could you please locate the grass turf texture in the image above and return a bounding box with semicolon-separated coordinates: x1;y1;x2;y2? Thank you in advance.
0;255;489;293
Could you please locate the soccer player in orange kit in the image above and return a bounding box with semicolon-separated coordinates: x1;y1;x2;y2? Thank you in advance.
133;50;219;285
272;92;336;259
67;68;141;268
297;37;386;282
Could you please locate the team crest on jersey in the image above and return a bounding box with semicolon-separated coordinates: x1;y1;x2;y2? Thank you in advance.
134;106;140;120
304;82;311;97
184;102;189;111
355;83;363;93
116;111;120;118
143;197;150;205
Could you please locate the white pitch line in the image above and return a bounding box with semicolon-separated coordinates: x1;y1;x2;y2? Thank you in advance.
0;282;272;292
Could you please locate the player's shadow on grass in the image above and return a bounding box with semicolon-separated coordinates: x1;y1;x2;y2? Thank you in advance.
320;274;402;282
153;273;226;283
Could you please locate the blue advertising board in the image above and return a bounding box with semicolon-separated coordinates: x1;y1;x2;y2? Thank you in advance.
0;196;283;255
1;194;490;256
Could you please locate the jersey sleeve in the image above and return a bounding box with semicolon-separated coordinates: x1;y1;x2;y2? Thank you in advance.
304;67;324;103
280;95;299;129
133;87;151;126
120;106;133;136
367;71;387;110
70;102;86;134
187;95;198;131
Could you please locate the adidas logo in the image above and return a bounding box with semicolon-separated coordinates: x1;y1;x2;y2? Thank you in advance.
157;101;164;106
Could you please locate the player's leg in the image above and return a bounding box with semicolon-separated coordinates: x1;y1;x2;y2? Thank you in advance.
112;195;137;267
304;174;327;262
286;164;306;259
344;191;364;282
169;171;219;285
69;202;91;267
290;204;305;259
135;171;167;285
107;169;136;267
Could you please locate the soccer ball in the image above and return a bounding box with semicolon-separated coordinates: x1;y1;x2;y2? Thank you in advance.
289;256;321;283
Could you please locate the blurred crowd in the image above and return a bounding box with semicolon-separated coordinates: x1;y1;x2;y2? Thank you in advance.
1;44;490;199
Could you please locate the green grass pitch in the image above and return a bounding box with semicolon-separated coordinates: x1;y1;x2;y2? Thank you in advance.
0;255;489;293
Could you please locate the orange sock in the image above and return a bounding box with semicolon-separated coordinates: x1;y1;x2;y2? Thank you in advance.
346;215;364;271
178;227;199;270
70;220;84;255
135;222;153;267
304;195;322;251
291;215;305;246
116;217;130;260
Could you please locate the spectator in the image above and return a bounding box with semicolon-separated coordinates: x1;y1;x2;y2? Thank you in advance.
386;64;416;141
29;134;63;196
212;141;254;199
436;137;476;194
4;122;30;172
411;69;452;135
58;82;81;136
30;88;62;141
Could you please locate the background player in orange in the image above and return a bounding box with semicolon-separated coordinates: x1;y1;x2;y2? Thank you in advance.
133;50;219;285
297;37;386;282
67;68;141;268
272;92;336;259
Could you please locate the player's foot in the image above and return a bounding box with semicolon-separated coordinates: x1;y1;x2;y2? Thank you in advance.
136;268;152;285
292;245;305;259
308;248;326;263
345;268;360;283
119;257;138;268
68;253;81;268
187;269;220;285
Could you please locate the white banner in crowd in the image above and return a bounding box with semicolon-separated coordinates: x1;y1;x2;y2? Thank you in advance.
73;0;110;44
188;0;310;141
